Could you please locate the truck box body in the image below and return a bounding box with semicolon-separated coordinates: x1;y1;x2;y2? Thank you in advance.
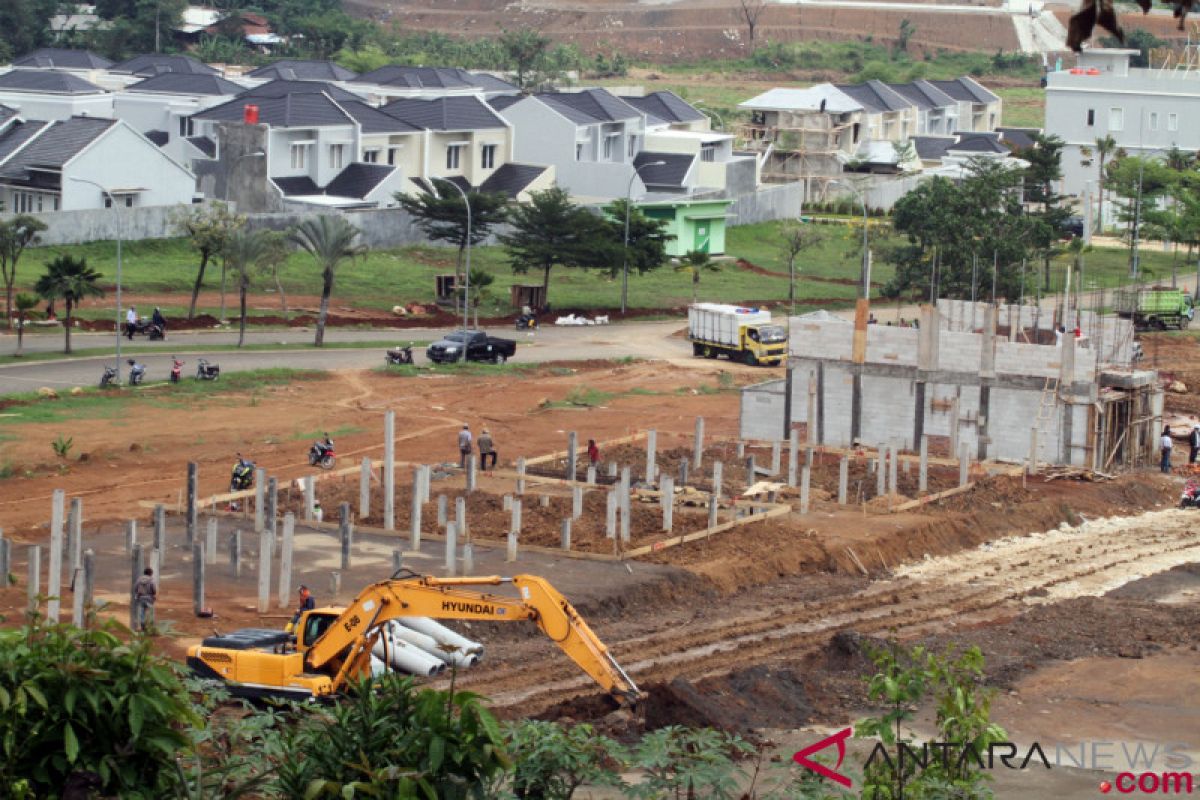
1114;287;1193;330
688;304;773;346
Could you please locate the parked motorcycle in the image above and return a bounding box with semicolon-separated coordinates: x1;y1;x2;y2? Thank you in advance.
127;359;146;386
309;436;336;470
1181;478;1200;508
99;364;118;388
196;359;220;381
170;357;183;384
385;345;414;366
515;313;538;331
128;320;165;341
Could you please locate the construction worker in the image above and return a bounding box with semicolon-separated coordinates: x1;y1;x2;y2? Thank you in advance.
587;438;600;466
287;585;315;634
458;424;473;469
478;428;497;473
132;567;157;632
1189;424;1200;465
1161;426;1174;474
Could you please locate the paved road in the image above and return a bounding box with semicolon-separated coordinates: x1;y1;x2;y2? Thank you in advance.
0;322;696;393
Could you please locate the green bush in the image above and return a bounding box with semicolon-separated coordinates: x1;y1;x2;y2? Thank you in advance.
0;616;198;798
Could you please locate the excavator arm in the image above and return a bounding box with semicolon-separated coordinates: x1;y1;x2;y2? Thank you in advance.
304;573;643;706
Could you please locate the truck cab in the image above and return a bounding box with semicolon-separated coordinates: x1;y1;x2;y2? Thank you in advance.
744;323;788;364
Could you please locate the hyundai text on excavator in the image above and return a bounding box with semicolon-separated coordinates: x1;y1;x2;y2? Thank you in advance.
186;572;642;706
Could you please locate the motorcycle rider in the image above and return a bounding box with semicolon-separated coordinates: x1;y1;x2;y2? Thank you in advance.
311;433;334;463
152;306;167;339
230;454;254;491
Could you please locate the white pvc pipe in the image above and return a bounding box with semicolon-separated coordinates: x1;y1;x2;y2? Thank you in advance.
391;620;481;667
371;623;447;676
400;616;484;659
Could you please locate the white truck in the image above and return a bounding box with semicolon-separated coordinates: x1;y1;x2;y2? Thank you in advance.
687;303;787;366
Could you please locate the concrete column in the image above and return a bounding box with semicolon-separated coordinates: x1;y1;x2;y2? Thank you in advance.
360;457;371;519
771;440;781;475
330;571;341;601
205;517;217;565
566;431;578;481
229;530;241;578
693;417;705;469
466;456;476;492
445;522;457;576
807;379;818;446
340;502;352;570
587;466;597;486
462;541;474;574
788;428;799;488
410;470;422;550
838;456;849;505
607;462;618;478
572;486;583;520
516;456;526;495
278;513;294;608
257;531;271;614
958;442;970;487
48;489;64;620
511;498;522;536
186;462;198;547
126;544;140;625
437;494;448;527
800;466;811;514
392;550;403;574
712;461;723;501
254;468;266;533
646;429;657;481
1028;427;1039;475
981;304;997;378
506;532;518;562
745;456;756;489
126;520;136;553
82;549;95;620
71;553;85;627
661;475;674;532
679;459;689;487
304;477;315;522
422;465;432;504
620;467;632;542
266;477;278;550
708;494;718;529
456;496;467;541
193;544;205;616
560;518;572;550
887;443;898;496
382;411;395;529
540;495;550;508
736;441;745;459
876;446;886;498
605;491;617;539
919;435;929;494
153;503;166;566
67;497;81;573
949;397;960;457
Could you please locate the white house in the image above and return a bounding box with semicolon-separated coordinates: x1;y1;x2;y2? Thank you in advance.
114;71;247;166
0;69;113;121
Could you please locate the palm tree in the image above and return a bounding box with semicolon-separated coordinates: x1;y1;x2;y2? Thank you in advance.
466;266;495;328
674;250;721;304
288;216;366;347
13;292;39;356
223;228;277;347
34;256;104;354
1092;135;1116;233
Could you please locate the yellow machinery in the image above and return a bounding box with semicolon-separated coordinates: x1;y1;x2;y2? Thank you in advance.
186;573;642;706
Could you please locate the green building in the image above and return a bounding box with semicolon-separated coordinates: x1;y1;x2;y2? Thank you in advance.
638;198;734;257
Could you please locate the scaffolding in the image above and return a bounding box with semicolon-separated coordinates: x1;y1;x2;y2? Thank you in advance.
737;109;855;189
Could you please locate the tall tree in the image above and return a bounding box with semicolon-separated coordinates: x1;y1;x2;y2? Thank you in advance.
499;27;552;90
0;0;59;63
601;199;672;280
1105;155;1175;278
396;188;508;284
222;228;277;348
674;250;721;304
288;216;366;347
171;201;245;319
0;215;47;330
94;0;187;55
34;256;104;354
1081;134;1117;233
254;230;292;320
13;292;39;357
778;222;826;310
501;187;611;303
1019;133;1072;291
733;0;767;45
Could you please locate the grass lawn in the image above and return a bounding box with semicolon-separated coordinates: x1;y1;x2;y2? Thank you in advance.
996;87;1045;129
0;340;427;366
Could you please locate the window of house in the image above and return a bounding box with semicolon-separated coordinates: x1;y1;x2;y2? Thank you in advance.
628;136;637;158
700;143;717;163
1149;112;1159;130
446;144;462;170
1086;108;1095;126
481;144;496;170
104;194;134;208
575;142;584;161
177;117;194;138
603;133;620;161
329;144;345;170
363;148;380;163
387;146;400;165
290;143;308;170
1108;107;1124;131
1168;113;1179;131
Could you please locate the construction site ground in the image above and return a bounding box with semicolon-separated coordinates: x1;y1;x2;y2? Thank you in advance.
1;337;1198;795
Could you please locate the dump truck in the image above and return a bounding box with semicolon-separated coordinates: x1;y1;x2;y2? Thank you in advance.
1115;287;1195;330
687;303;787;366
186;573;642;706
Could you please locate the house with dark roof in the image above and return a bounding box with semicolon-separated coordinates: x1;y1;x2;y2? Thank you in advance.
382;96;512;190
114;72;248;165
620;91;708;132
928;78;1002;133
109;54;220;77
11;48;112;71
0;113;194;212
886;80;959;136
494;88;651;200
835;80;919;143
247;60;356;83
0;69;113;120
351;66;483;103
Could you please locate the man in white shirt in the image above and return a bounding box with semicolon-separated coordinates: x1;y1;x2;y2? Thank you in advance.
457;424;473;469
1161;427;1174;474
126;306;138;340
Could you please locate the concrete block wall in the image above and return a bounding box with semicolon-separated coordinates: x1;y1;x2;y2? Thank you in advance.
821;363;856;445
994;341;1063;379
939;299;1135;366
865;325;919;366
740;378;787;441
859;374;918;449
937;331;983;373
790;320;853;360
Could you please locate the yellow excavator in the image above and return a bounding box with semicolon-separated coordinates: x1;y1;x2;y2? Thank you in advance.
186;572;642;706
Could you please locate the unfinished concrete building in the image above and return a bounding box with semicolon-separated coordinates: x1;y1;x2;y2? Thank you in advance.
740;302;1161;472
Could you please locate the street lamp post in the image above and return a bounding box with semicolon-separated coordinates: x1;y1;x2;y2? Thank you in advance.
621;161;666;315
431;176;471;331
69;177;123;380
693;101;726;132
